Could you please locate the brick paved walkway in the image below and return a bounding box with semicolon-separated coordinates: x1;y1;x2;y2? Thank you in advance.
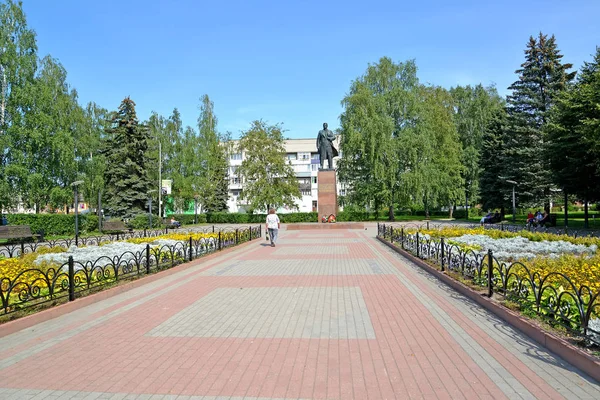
1;226;599;399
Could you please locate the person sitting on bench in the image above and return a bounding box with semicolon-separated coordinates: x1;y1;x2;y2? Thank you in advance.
538;212;550;227
169;217;181;228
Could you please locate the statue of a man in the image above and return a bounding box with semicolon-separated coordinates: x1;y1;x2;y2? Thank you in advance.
316;122;338;170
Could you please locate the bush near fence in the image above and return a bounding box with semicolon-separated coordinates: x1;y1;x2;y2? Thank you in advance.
6;214;99;236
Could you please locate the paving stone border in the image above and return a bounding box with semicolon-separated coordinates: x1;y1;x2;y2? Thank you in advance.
377;236;600;383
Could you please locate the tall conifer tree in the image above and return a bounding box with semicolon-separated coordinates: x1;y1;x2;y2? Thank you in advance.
103;97;151;217
503;33;575;209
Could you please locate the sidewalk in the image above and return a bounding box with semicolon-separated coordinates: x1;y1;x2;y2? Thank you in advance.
0;226;599;399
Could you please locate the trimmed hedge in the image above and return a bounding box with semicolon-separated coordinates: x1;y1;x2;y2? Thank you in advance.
127;213;164;229
204;212;318;224
5;213;99;236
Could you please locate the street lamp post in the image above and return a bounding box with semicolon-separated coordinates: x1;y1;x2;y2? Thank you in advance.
147;190;157;228
71;181;84;246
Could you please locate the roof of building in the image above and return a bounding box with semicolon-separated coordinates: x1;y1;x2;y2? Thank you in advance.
229;137;341;153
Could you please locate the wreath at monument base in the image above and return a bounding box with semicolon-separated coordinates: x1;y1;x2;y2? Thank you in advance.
321;214;336;223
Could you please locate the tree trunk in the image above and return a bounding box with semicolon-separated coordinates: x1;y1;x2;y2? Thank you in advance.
388;203;395;221
564;190;568;228
500;206;505;221
584;197;589;229
448;203;454;219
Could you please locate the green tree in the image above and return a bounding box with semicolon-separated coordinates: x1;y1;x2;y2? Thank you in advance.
339;57;464;219
103;97;152;217
18;56;84;212
197;95;228;212
237;120;300;212
503;33;575;210
338;57;420;219
0;0;37;212
79;102;108;214
479;108;510;214
450;84;502;213
546;47;600;227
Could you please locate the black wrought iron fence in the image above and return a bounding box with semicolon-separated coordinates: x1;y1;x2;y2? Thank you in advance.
384;221;600;238
0;225;262;316
0;225;261;259
377;223;600;347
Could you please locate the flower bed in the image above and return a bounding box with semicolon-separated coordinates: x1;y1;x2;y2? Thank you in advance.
380;224;600;346
0;228;259;317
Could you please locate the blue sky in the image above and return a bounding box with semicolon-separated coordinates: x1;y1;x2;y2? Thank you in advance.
23;0;600;139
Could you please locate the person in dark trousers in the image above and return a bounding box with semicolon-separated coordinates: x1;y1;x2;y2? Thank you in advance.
265;208;280;247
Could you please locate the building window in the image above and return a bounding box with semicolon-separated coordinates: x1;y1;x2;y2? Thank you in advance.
311;153;320;160
230;153;242;160
286;153;297;160
340;189;346;196
312;176;317;184
301;189;311;196
311;164;319;171
232;177;240;184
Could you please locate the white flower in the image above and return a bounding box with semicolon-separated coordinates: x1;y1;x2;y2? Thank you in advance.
449;234;596;261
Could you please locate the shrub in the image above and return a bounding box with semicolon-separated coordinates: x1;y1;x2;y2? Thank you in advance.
127;213;163;229
5;213;99;236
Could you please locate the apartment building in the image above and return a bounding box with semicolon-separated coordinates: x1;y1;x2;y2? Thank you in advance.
226;138;343;213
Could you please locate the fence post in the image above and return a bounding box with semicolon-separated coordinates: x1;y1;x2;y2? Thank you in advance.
21;240;25;257
68;256;75;301
218;231;222;250
212;225;215;233
236;229;239;244
427;221;429;230
144;228;147;237
440;238;445;272
416;232;420;258
487;249;493;297
165;227;168;234
146;244;150;274
189;237;193;261
390;227;394;243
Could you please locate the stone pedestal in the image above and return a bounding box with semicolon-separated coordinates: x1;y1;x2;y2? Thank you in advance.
317;170;337;221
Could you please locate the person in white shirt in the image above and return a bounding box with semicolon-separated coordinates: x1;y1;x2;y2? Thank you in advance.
265;208;280;247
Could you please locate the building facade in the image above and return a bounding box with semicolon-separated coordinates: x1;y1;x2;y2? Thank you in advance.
226;138;343;214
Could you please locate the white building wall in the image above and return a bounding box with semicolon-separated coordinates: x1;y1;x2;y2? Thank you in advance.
226;138;341;214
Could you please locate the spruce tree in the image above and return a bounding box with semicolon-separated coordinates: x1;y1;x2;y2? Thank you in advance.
103;97;152;218
479;108;510;214
503;33;575;209
547;47;600;227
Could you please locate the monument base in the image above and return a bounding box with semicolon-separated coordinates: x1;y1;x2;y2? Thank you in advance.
317;170;337;221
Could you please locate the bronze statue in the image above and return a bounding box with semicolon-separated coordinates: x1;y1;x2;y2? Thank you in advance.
316;122;338;170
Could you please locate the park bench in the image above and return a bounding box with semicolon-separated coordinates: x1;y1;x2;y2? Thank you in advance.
102;220;131;234
0;225;40;242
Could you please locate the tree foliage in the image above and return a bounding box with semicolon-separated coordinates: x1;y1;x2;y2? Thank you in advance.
339;57;464;219
196;95;228;212
546;47;600;226
236;120;300;212
103;97;152;217
502;33;575;208
450;84;503;208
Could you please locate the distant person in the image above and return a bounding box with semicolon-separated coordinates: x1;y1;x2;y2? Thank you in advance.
527;211;535;226
170;217;181;228
265;208;280;247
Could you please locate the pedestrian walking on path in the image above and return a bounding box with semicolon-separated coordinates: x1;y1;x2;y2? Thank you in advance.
265;208;280;247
